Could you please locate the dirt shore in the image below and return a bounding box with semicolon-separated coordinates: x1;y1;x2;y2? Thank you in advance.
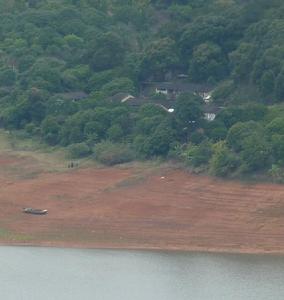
1;151;284;254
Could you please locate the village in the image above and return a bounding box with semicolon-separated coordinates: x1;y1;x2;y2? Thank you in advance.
58;75;221;122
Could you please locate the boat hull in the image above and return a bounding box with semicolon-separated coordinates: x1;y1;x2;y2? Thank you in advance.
23;208;48;215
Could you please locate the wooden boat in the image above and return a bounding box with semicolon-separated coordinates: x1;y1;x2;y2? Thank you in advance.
23;208;48;215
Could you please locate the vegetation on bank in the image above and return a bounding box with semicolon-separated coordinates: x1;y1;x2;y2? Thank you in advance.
0;0;284;180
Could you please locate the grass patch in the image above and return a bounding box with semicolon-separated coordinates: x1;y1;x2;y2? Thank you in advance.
0;228;33;241
0;129;69;173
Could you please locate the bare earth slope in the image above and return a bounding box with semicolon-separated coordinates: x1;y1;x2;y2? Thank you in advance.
1;151;284;254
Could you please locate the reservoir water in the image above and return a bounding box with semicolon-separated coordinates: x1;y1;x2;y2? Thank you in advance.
1;246;284;300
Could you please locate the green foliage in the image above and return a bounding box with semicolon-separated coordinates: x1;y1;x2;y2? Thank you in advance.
41;116;60;145
212;80;234;104
227;121;264;152
107;124;124;142
269;164;284;182
188;42;227;82
101;77;135;97
217;104;268;128
174;93;203;134
204;120;227;142
68;142;92;158
240;134;271;171
271;134;284;164
88;32;126;71
0;68;16;86
185;140;213;167
275;69;284;101
230;43;256;82
209;141;238;177
168;4;192;22
141;38;179;80
94;141;135;165
0;0;284;179
134;120;176;157
266;117;284;135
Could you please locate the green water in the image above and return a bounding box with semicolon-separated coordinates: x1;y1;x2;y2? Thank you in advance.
1;247;283;299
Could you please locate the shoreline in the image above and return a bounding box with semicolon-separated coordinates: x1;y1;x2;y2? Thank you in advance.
2;147;284;257
1;241;284;256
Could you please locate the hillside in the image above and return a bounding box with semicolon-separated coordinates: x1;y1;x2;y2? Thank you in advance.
0;0;284;178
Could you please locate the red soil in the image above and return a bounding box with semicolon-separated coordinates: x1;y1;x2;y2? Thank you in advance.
1;154;284;254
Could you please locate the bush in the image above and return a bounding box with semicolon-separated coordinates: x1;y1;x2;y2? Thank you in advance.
25;123;37;135
94;141;135;165
185;140;213;167
68;142;92;158
209;79;234;104
209;141;238;177
268;164;284;183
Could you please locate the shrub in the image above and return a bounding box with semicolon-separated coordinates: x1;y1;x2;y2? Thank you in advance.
94;141;135;165
209;141;238;177
212;80;234;104
185;140;213;167
190;131;205;144
25;123;37;135
67;142;92;158
269;164;284;183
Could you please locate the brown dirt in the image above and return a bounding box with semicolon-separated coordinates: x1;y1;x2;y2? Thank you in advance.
1;153;284;254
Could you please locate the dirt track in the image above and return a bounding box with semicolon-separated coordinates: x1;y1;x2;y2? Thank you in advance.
1;152;284;254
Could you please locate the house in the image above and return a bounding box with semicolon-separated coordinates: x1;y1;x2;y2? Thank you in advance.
109;92;136;104
107;87;221;120
200;91;213;103
142;81;214;101
203;104;221;121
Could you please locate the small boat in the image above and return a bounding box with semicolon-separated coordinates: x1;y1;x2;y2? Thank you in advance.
23;208;48;215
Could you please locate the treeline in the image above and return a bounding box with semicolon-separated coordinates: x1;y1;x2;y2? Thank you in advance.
0;0;283;179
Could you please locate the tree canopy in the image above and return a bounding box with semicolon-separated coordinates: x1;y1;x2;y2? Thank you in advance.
1;0;284;179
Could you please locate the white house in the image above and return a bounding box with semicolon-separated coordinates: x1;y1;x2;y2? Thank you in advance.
204;112;216;121
155;87;169;95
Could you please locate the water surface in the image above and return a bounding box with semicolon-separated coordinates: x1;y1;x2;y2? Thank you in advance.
0;247;284;299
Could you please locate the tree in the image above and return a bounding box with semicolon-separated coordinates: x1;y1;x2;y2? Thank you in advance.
137;103;167;119
88;32;126;71
140;38;179;80
179;15;227;57
185;140;213;167
271;134;284;164
188;42;227;82
266;117;284;135
230;43;256;81
204;120;227;142
217;104;267;128
240;134;271;171
68;142;91;158
107;124;124;142
0;68;16;86
168;4;192;22
101;77;135;97
138;121;176;157
209;141;238;177
41;116;60;145
275;70;284;101
268;164;284;182
94;141;135;165
174;93;203;139
260;70;275;96
227;121;264;152
135;115;165;136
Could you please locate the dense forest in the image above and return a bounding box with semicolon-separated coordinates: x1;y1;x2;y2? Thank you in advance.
0;0;284;180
